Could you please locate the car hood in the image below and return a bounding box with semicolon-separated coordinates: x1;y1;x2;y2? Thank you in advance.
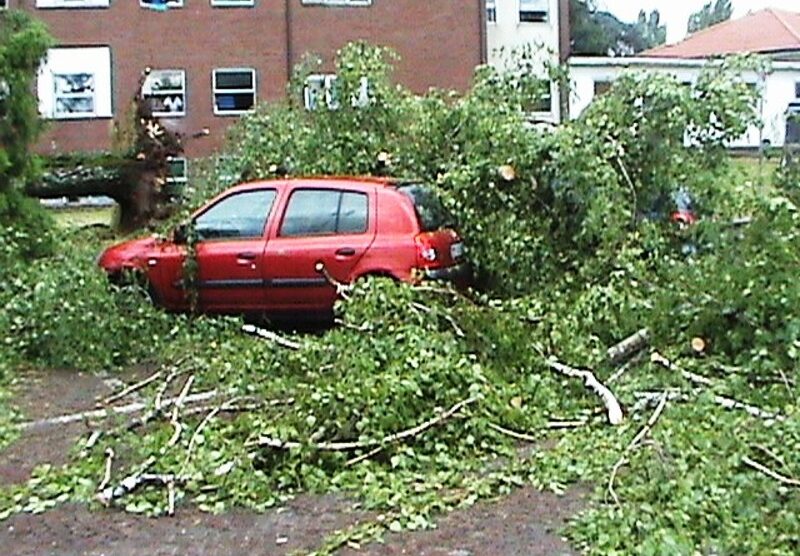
97;236;159;271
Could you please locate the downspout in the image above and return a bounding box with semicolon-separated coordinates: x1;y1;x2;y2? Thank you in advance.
478;0;487;65
285;0;294;86
558;0;571;121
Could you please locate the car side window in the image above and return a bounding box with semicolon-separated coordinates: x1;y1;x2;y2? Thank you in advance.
280;189;368;237
194;189;276;240
337;192;368;234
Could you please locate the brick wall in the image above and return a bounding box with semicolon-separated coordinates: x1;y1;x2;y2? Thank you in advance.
18;0;484;158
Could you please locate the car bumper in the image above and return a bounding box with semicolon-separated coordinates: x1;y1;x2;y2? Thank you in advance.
422;262;472;286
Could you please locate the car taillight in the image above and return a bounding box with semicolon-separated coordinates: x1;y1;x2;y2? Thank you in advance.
415;236;439;267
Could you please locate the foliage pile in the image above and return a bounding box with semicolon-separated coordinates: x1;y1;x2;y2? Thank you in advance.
199;44;758;294
1;43;798;554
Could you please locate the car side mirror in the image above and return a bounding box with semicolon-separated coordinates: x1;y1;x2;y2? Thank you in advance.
173;223;189;244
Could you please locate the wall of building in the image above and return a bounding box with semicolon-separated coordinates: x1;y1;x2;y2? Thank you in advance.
486;0;562;122
14;0;484;159
569;57;800;148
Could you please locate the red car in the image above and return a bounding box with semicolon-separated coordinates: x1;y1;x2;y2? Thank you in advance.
98;177;469;316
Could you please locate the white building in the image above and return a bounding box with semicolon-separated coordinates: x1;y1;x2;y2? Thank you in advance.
486;0;568;123
569;8;800;149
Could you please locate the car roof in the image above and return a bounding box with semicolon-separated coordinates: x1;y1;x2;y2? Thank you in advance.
225;176;412;194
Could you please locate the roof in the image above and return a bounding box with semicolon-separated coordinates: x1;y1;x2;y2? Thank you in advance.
643;8;800;59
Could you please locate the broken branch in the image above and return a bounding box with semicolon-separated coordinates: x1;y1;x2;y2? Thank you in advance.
253;397;477;455
608;392;669;506
742;456;800;487
100;370;163;406
547;358;624;425
607;329;650;365
242;324;302;350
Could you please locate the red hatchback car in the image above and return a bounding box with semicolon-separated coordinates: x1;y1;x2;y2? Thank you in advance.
98;177;469;315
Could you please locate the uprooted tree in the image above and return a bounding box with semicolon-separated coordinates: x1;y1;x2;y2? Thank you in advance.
24;69;184;231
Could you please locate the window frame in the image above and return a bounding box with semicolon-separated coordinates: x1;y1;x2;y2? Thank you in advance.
0;0;8;9
303;74;369;111
142;69;186;118
279;188;369;238
38;46;113;120
486;0;496;24
193;188;278;242
140;0;183;9
211;0;254;6
36;0;110;8
212;68;257;116
53;73;96;119
518;0;548;23
166;157;188;186
300;0;372;6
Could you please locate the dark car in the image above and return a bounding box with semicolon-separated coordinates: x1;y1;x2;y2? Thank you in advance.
98;177;469;316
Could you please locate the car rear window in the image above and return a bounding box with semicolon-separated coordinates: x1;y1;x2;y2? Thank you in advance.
398;184;452;232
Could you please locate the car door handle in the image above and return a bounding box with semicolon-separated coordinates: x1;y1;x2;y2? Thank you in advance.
335;248;356;257
237;252;257;260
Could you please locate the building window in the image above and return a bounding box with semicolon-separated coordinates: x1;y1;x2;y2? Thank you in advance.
166;157;188;185
594;80;613;97
300;0;372;6
523;79;552;113
36;0;110;8
142;69;186;117
213;68;256;115
519;0;548;23
140;0;183;11
38;47;113;120
486;0;496;23
0;0;8;9
303;74;369;110
211;0;253;5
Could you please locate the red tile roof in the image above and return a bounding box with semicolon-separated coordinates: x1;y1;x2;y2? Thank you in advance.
643;8;800;59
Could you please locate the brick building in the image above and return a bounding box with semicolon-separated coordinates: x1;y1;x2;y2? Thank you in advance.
11;0;486;160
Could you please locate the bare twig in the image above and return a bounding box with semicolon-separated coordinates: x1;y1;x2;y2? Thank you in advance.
742;456;800;487
242;324;302;350
487;422;538;443
546;420;589;429
547;359;624;425
254;397;477;454
315;262;353;299
608;392;669;506
100;370;163;406
21;390;219;431
650;352;713;386
97;448;115;492
166;375;195;449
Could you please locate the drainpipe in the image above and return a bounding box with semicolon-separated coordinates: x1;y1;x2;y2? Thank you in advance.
478;0;488;65
285;0;294;86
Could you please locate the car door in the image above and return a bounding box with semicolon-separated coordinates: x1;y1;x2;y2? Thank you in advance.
263;186;376;312
192;188;278;312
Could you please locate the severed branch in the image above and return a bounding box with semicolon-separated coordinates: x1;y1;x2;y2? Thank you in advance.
608;392;669;506
547;358;624;425
253;397;477;458
242;324;302;350
607;329;650;365
650;352;784;422
487;422;538;443
315;262;353;299
21;390;219;431
742;456;800;487
100;370;163;406
97;448;115;492
165;375;195;450
650;351;713;386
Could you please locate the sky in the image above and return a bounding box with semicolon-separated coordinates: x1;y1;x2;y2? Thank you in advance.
598;0;800;43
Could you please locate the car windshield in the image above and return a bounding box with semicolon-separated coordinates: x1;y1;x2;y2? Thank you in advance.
398;184;453;232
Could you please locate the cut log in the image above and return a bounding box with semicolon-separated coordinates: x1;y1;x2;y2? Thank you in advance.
607;329;650;365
